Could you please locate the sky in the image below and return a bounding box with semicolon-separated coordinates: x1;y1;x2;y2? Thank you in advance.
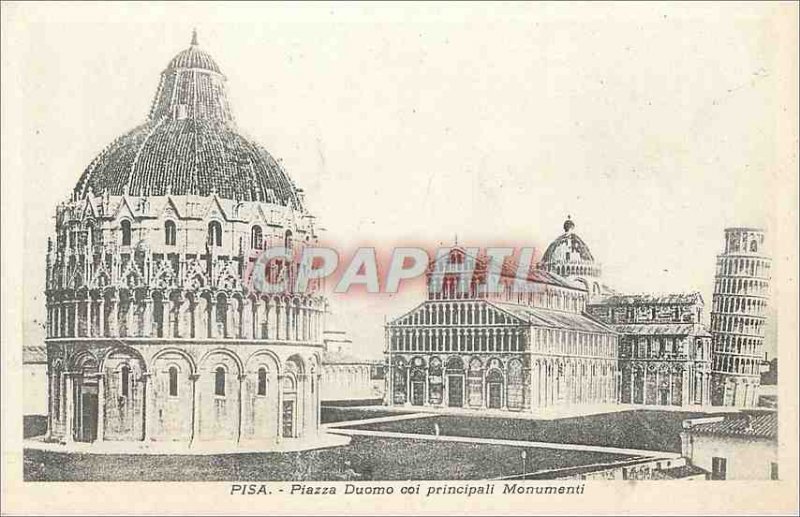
3;2;797;360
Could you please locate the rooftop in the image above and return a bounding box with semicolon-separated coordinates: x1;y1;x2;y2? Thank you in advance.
492;302;616;334
612;323;712;338
321;349;381;365
590;292;703;306
687;412;777;440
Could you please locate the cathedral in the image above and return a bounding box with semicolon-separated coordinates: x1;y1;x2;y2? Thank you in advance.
44;33;326;448
384;234;621;411
384;218;733;411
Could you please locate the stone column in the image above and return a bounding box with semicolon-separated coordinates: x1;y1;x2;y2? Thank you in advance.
125;300;135;338
46;304;52;338
286;307;293;341
642;368;648;405
96;373;106;442
315;372;322;434
502;370;508;410
199;299;210;339
480;369;487;409
209;300;220;339
164;296;175;339
655;370;661;406
668;369;674;406
629;368;635;404
298;373;308;438
237;374;246;444
180;297;193;338
72;300;79;337
241;298;253;339
405;366;411;407
190;373;200;445
143;297;153;338
682;368;690;406
422;367;429;407
63;373;74;443
386;355;394;406
45;367;53;440
258;299;267;339
142;372;153;441
274;302;282;341
276;374;284;443
98;298;106;337
226;302;235;339
86;300;94;337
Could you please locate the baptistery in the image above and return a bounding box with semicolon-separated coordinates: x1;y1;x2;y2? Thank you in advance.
44;32;326;449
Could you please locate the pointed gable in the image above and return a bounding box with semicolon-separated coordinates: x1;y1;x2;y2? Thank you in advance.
160;195;182;220
82;196;99;220
112;196;137;221
203;195;228;221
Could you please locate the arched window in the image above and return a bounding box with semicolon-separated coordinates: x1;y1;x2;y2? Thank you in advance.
208;221;222;247
251;226;263;250
750;240;758;252
168;366;179;397
164;220;177;246
284;229;293;250
120;220;132;246
120;365;131;397
257;367;268;396
214;366;226;396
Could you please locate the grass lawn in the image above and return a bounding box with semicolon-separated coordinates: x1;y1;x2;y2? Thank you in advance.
343;410;735;452
24;415;47;439
320;406;414;424
24;436;633;482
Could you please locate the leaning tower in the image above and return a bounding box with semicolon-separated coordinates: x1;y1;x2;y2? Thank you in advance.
710;228;772;407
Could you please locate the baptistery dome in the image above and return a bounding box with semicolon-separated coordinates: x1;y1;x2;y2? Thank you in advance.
44;33;325;452
73;32;302;208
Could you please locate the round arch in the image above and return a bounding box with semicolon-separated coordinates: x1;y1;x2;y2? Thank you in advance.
151;347;197;376
244;349;281;375
198;347;244;375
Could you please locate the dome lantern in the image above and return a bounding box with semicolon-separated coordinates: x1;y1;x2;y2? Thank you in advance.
563;215;575;233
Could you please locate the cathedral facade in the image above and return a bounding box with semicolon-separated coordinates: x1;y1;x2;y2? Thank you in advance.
44;34;326;448
384;245;620;412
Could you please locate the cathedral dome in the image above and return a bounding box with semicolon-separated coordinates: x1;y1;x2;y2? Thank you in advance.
72;32;303;209
539;216;601;279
